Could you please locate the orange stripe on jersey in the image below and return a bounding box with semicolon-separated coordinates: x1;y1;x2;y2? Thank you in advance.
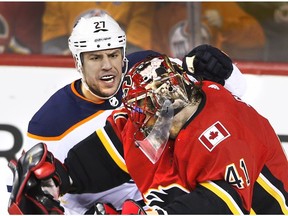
96;127;128;173
256;173;288;214
27;110;105;141
71;81;105;104
200;181;244;215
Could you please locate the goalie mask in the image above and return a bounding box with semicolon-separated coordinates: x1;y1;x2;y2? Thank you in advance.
122;54;192;163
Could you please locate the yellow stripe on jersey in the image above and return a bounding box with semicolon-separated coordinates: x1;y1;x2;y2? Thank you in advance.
249;208;256;215
96;127;128;174
200;181;244;215
256;173;288;214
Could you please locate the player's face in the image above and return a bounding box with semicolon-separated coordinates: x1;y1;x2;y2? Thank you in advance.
82;48;123;98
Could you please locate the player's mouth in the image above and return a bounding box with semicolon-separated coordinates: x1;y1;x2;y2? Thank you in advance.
101;75;115;83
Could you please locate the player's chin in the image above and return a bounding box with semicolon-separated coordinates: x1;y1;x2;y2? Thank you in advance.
98;88;118;98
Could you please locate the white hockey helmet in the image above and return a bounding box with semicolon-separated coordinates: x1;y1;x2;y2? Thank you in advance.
68;13;127;73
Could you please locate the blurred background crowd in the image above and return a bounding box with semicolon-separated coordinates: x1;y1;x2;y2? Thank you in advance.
1;2;288;62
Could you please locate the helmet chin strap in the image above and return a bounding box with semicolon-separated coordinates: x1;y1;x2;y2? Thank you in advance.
80;56;129;101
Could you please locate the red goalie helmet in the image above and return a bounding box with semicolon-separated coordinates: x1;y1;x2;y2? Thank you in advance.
122;54;192;163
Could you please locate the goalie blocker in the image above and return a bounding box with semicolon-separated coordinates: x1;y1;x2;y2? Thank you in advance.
7;142;146;215
8;143;70;214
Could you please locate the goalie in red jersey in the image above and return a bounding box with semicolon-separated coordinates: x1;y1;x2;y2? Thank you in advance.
115;54;288;214
7;48;288;214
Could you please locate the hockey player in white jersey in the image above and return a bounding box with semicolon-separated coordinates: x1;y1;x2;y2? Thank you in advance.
9;13;144;214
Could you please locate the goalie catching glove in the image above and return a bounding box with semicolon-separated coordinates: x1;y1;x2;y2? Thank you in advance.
121;199;146;215
8;142;71;214
121;199;166;215
182;44;233;85
85;202;119;214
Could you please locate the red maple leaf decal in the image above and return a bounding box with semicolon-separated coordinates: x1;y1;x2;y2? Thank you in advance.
209;131;218;140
